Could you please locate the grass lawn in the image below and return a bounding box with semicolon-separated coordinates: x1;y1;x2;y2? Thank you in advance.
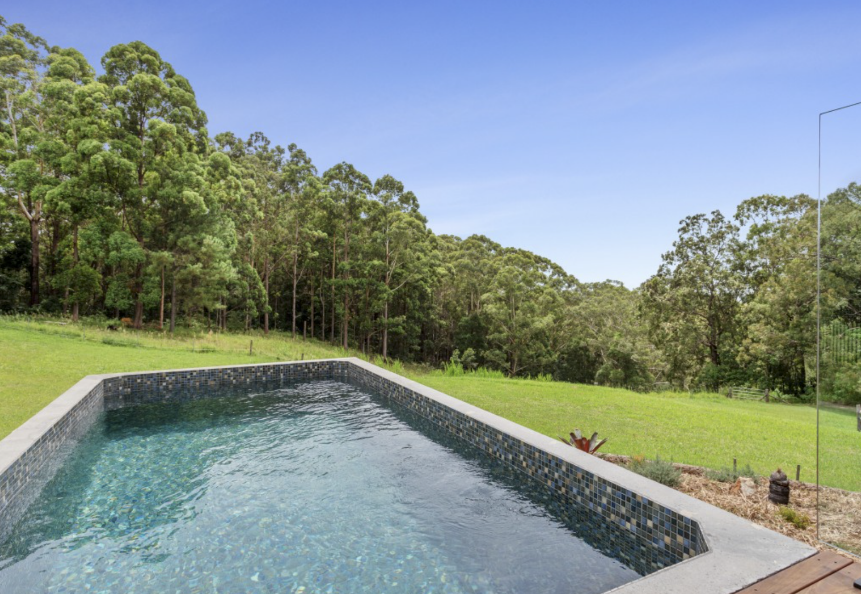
2;318;858;491
411;375;860;492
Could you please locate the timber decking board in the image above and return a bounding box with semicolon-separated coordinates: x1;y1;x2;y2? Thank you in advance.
735;551;852;594
795;563;861;594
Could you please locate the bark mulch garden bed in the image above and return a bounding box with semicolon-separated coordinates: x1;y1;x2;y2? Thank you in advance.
598;454;861;559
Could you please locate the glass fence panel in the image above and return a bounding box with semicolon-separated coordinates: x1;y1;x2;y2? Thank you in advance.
817;104;861;556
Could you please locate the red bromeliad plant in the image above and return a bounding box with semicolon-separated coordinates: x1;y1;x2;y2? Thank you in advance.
559;429;607;454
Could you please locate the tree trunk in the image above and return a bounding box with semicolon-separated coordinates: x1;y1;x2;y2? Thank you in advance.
159;265;165;330
72;226;80;322
310;276;315;339
709;341;720;366
342;295;349;349
169;275;177;333
331;235;336;343
320;274;325;342
263;257;270;335
382;300;389;361
134;298;144;329
49;218;61;300
292;251;299;339
132;258;144;329
29;216;40;306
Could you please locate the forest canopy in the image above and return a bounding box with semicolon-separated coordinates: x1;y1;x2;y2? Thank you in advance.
2;16;860;402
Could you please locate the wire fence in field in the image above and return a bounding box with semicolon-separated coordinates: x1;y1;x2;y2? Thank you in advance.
822;320;861;365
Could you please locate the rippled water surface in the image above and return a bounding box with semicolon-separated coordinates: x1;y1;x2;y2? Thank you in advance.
0;380;641;593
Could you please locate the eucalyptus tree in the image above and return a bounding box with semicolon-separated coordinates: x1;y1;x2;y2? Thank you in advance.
229;132;284;333
40;47;112;321
570;280;658;388
482;250;564;376
641;211;744;388
0;18;49;305
322;162;371;348
98;41;208;327
370;174;428;360
282;143;322;338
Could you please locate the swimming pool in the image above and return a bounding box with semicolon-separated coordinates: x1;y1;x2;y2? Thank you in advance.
0;359;815;593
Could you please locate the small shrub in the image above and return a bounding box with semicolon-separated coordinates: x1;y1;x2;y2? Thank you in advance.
454;348;477;371
705;464;760;484
628;456;682;488
778;506;811;530
442;361;464;376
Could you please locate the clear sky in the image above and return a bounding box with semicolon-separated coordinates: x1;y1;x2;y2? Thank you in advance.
6;1;861;286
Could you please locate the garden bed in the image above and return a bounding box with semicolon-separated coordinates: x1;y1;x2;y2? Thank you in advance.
600;453;861;558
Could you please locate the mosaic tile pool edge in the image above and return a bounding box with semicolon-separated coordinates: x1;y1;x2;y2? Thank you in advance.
0;381;104;544
345;364;707;571
0;358;704;573
100;360;350;409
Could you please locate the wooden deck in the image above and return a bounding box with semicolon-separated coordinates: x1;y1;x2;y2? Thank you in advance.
735;551;861;594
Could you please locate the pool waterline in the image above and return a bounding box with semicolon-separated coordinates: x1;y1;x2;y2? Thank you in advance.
1;379;642;593
0;359;816;594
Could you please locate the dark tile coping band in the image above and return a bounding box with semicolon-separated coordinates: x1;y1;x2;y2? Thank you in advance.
0;358;815;594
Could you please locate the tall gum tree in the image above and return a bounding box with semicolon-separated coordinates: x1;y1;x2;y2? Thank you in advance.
98;41;208;327
42;47;108;321
0;18;48;306
370;174;427;360
322;162;370;349
641;211;743;388
282;143;321;338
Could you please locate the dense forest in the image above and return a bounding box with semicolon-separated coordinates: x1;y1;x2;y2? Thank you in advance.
2;17;860;401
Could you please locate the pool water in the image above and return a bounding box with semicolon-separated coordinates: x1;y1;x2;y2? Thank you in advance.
0;380;641;593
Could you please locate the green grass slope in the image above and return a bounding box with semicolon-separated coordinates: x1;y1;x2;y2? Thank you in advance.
412;375;860;491
1;319;857;491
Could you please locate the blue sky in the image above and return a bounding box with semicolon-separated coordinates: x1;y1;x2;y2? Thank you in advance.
7;1;861;286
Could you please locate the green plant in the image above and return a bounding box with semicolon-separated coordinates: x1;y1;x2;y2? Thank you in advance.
386;360;405;375
471;366;505;379
778;506;811;530
705;464;760;484
442;361;465;376
559;429;607;454
628;456;682;487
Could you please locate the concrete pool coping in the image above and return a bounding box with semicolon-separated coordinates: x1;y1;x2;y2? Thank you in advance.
0;358;815;594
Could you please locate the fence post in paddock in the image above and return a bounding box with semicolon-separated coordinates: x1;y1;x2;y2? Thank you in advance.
764;388;770;403
727;388;733;399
